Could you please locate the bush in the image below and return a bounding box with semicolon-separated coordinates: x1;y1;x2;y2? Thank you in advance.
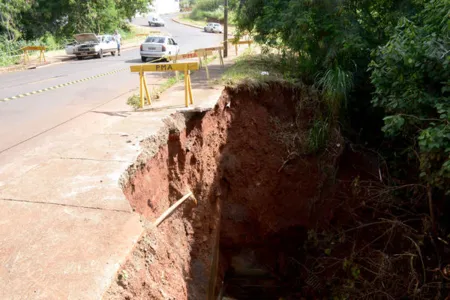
370;0;450;192
194;0;221;11
127;94;141;110
190;0;223;21
39;32;63;51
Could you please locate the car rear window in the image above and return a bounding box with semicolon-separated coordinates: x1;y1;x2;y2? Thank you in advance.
145;37;166;43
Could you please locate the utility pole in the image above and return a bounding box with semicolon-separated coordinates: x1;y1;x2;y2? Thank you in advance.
223;0;228;58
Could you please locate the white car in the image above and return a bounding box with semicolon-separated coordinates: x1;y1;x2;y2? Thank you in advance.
72;33;118;60
65;41;78;55
204;23;223;33
148;14;165;27
140;36;180;62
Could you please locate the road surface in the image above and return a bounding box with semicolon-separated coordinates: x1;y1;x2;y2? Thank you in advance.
0;14;222;155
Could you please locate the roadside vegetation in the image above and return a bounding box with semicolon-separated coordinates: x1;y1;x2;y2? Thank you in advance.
228;0;450;298
0;0;153;66
180;0;239;25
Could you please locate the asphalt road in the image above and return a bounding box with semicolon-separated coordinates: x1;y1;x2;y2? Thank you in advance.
0;14;222;155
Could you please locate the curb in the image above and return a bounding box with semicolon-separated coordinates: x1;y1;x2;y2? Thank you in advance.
172;17;204;30
172;16;236;37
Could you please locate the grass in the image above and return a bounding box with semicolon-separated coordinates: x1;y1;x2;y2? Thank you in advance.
179;14;208;27
307;119;330;153
221;50;297;88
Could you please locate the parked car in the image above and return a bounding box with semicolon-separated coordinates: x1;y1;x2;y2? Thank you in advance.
140;36;180;62
204;23;223;33
65;41;78;55
148;14;165;27
72;33;118;60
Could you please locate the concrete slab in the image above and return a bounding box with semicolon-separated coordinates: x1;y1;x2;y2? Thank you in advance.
0;200;142;300
0;159;131;211
55;133;140;163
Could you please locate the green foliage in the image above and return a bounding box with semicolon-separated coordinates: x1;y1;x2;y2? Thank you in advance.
2;0;152;46
235;0;422;118
189;0;238;22
370;0;450;192
127;94;141;110
190;0;223;21
222;52;298;86
308;119;330;153
0;0;32;39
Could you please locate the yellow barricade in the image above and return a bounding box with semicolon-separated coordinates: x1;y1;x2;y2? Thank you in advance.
222;39;254;55
202;46;224;66
193;49;217;80
135;31;162;37
21;46;46;64
130;62;199;108
165;52;201;62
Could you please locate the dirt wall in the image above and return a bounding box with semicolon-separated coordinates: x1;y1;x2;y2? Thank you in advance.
105;83;343;299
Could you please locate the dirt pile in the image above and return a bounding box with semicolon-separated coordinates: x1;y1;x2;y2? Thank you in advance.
105;83;344;299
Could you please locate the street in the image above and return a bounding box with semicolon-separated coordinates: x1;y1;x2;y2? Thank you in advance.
0;12;231;299
0;14;222;156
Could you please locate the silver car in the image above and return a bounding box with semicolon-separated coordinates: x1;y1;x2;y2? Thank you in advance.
204;23;223;33
140;36;180;62
72;33;118;60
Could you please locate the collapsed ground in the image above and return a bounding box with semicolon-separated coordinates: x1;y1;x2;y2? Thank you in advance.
105;82;449;299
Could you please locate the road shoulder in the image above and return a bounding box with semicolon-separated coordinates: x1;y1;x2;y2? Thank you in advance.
0;47;246;299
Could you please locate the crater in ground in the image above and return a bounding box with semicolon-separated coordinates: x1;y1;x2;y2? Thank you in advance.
105;83;345;299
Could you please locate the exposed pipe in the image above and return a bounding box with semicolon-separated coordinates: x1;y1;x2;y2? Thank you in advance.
153;190;197;227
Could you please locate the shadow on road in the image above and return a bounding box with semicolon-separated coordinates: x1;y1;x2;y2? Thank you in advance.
124;58;143;64
124;58;170;64
90;111;132;118
139;104;185;112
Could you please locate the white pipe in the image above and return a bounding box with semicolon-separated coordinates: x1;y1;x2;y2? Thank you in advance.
153;191;197;227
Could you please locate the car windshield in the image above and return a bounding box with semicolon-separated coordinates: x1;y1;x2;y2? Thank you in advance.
145;37;166;43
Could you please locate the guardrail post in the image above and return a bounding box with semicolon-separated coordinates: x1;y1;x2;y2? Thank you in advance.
219;49;224;67
188;70;194;105
23;50;29;65
198;55;203;68
184;66;194;107
204;53;210;80
142;73;151;106
39;49;46;63
184;65;189;107
139;68;144;108
174;54;179;81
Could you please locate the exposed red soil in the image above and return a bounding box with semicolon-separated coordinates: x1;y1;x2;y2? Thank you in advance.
105;84;343;299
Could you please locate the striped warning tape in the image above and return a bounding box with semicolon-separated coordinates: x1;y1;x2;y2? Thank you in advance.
0;67;128;103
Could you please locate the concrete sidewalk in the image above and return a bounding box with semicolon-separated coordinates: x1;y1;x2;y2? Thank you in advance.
0;47;245;299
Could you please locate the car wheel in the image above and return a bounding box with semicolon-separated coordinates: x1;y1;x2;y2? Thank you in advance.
97;50;103;59
141;56;147;62
111;51;116;56
77;56;83;60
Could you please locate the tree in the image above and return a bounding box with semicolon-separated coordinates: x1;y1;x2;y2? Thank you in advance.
0;0;33;40
20;0;153;41
370;0;450;192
